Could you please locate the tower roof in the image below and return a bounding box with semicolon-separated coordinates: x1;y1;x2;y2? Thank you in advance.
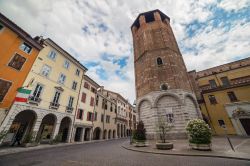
131;9;170;30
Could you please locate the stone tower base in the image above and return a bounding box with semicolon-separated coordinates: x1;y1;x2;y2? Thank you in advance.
136;89;201;140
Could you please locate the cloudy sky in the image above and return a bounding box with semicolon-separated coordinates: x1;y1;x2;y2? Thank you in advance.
1;0;249;103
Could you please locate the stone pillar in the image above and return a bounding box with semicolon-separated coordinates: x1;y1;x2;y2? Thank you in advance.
52;122;60;139
32;119;42;141
66;122;73;143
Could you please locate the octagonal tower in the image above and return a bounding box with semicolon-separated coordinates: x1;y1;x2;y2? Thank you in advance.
131;9;201;139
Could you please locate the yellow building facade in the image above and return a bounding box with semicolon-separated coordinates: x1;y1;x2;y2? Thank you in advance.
189;57;250;136
1;38;87;144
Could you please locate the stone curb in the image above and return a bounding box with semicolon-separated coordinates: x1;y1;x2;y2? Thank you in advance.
121;142;250;161
0;138;125;157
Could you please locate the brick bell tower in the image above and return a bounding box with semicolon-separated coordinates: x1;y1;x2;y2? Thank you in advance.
132;10;201;139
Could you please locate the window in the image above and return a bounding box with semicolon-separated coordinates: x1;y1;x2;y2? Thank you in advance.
68;96;74;108
76;69;80;76
101;114;104;122
30;84;43;101
0;79;12;102
96;95;99;106
77;109;84;120
84;82;90;89
90;97;94;106
63;60;70;69
208;95;217;104
160;83;168;90
8;54;26;70
40;65;51;77
72;81;77;90
157;57;163;65
20;42;32;54
110;104;113;112
87;112;93;121
166;113;174;123
48;50;57;60
58;73;66;84
52;91;61;104
218;119;225;128
106;115;110;123
221;77;230;86
209;79;217;88
227;91;238;102
91;87;96;93
94;112;97;121
81;92;86;103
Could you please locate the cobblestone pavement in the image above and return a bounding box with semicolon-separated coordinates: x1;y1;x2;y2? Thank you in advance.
0;139;249;166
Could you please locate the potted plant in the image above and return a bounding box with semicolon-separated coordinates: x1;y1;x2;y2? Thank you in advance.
132;121;147;147
50;133;62;145
22;132;38;147
155;117;174;150
186;119;212;151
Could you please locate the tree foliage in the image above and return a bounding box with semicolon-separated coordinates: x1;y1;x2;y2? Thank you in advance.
186;119;212;144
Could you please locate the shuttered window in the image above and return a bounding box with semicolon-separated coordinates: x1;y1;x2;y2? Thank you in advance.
8;54;26;70
81;92;86;103
0;79;12;102
90;97;94;106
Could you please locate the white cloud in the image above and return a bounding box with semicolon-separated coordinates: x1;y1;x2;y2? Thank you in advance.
0;0;249;103
218;0;250;11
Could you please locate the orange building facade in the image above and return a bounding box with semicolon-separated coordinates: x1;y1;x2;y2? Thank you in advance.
0;13;43;125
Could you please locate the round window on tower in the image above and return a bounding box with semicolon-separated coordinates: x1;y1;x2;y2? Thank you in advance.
160;83;168;91
156;57;163;66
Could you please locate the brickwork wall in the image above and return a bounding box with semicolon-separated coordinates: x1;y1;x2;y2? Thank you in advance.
132;11;192;98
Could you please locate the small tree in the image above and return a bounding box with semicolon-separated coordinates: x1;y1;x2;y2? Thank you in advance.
0;130;8;142
186;119;212;144
133;121;146;141
156;116;173;143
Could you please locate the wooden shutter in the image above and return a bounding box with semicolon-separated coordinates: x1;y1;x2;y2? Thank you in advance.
81;93;86;103
76;109;80;119
81;109;84;120
87;112;90;121
90;97;94;106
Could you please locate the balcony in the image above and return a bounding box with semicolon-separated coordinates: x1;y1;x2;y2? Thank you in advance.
66;106;73;113
50;102;60;109
27;96;41;105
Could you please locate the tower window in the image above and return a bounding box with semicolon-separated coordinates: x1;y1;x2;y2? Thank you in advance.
160;83;168;90
157;57;163;65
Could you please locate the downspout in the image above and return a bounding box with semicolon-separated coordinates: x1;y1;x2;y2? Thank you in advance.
70;72;85;142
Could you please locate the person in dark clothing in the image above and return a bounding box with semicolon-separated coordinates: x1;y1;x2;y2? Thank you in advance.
11;129;23;146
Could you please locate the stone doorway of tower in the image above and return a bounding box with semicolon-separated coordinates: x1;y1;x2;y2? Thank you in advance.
37;114;57;144
239;118;250;135
3;110;36;146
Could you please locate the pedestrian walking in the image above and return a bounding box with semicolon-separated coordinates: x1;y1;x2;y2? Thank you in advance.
11;129;23;146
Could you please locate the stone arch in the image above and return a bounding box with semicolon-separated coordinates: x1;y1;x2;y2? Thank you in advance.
184;93;199;108
59;116;72;142
93;127;102;140
117;124;120;138
113;130;116;139
6;109;37;144
184;93;200;118
103;129;107;139
137;98;152;121
108;129;111;139
37;113;57;143
153;92;182;108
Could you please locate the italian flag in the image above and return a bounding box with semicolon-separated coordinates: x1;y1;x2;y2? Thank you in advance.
14;87;32;102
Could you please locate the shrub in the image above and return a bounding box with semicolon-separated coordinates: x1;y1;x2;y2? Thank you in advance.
133;121;146;141
51;133;63;144
186;119;212;144
0;130;8;142
156;117;173;143
23;132;34;143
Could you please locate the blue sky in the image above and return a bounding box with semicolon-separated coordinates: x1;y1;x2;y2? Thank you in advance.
1;0;249;102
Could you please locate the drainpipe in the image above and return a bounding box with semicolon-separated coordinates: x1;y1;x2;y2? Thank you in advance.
70;72;85;142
